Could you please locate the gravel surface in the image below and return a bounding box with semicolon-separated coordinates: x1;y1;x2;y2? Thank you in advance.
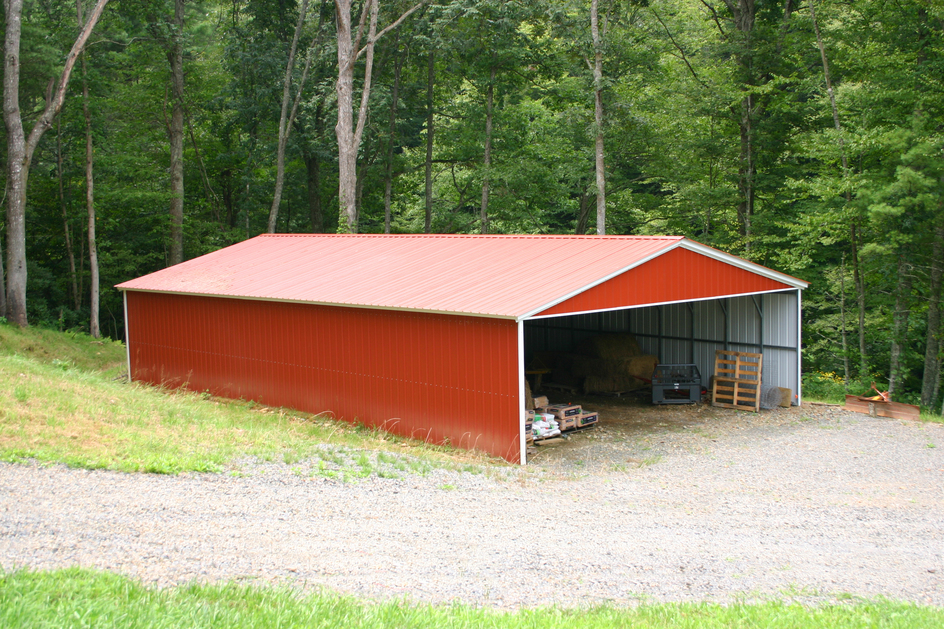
2;402;943;608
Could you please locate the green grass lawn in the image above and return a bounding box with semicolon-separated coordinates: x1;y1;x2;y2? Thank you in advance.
2;568;941;629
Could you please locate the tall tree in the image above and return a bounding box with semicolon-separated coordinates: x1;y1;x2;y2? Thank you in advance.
590;0;606;235
3;0;110;326
267;0;326;233
334;0;423;233
167;0;185;264
78;0;100;338
921;225;943;408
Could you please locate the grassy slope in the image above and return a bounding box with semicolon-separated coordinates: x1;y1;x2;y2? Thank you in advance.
0;323;486;474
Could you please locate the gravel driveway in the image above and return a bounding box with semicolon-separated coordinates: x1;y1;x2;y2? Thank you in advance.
2;402;943;608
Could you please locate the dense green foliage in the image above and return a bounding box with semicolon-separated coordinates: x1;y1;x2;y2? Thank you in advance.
3;567;943;629
2;0;943;410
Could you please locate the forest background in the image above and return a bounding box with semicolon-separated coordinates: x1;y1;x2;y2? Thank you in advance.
2;0;942;412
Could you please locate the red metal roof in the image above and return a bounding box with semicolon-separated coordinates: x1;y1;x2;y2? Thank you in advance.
117;234;806;320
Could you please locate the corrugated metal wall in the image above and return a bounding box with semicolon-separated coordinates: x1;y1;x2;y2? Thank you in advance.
525;290;800;398
126;291;522;462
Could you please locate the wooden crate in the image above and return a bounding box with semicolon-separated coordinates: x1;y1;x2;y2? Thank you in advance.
711;350;763;412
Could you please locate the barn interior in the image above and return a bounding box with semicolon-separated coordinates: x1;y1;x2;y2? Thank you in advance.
521;290;801;448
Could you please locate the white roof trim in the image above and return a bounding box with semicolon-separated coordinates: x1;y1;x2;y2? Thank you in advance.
517;239;685;320
679;240;809;289
523;287;799;321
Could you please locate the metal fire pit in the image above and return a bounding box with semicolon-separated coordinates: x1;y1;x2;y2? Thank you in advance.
652;363;702;404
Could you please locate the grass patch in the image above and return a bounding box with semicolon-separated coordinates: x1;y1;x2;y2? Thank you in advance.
0;323;126;378
2;568;942;629
0;323;499;476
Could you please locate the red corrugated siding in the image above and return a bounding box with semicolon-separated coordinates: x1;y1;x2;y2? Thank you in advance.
537;247;792;317
126;291;522;462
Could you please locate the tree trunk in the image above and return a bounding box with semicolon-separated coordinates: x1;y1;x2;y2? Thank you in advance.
57;119;80;310
305;150;323;232
888;254;913;398
3;0;110;326
268;0;318;233
306;103;324;233
737;94;755;246
334;0;423;233
77;0;99;338
335;0;358;232
383;35;403;234
479;64;495;235
424;50;435;234
575;191;592;235
83;74;99;338
851;221;868;378
591;0;606;235
920;225;943;407
840;254;849;388
4;0;29;326
78;4;100;338
809;0;849;179
167;0;185;265
335;0;378;234
729;0;757;249
0;185;5;317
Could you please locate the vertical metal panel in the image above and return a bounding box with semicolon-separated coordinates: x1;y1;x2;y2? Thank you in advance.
729;296;759;346
537;247;792;317
764;292;798;348
126;291;521;463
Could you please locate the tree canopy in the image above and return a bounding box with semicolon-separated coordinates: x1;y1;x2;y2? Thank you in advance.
3;0;943;410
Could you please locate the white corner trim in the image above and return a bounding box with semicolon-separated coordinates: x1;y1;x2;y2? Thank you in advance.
123;291;131;383
679;240;809;290
518;320;527;465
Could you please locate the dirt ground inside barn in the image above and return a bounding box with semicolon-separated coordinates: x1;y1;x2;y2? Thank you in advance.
527;388;843;471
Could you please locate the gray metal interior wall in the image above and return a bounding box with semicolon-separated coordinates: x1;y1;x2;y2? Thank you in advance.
523;290;800;400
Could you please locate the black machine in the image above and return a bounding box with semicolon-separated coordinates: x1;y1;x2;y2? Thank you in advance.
652;364;702;404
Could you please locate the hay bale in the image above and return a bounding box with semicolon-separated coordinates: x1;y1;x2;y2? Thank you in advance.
575;333;642;360
777;387;793;407
525;378;534;411
576;354;658;394
584;373;646;394
622;355;658;381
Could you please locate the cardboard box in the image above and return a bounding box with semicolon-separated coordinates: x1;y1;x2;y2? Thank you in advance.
576;412;599;428
544;404;582;421
558;416;577;431
533;395;549;408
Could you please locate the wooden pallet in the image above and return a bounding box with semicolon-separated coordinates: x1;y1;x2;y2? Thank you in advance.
711;350;763;412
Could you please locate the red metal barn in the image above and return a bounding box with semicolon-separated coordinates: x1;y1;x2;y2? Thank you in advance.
117;235;808;464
